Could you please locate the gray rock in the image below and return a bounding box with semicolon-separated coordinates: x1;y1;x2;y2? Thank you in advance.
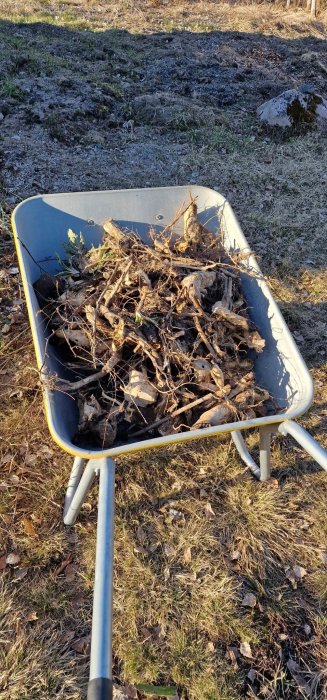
257;88;327;129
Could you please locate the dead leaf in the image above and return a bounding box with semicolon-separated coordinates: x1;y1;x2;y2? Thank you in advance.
230;550;240;561
53;552;73;577
0;453;13;466
22;517;37;537
293;565;307;582
152;624;166;641
71;635;91;654
299;520;311;530
39;445;54;457
113;685;133;700
9;389;23;399
81;502;92;512
169;508;184;522
279;633;288;641
287;659;311;695
240;641;253;659
194;403;231;427
182;270;216;302
2;324;11;334
25;454;38;467
13;567;28;581
64;564;76;582
6;553;20;565
136;526;146;545
247;669;256;683
205;502;215;519
304;624;311;637
123;368;157;407
26;611;38;622
241;593;257;608
164;566;170;581
133;545;147;555
121;684;138;699
199;488;208;498
207;641;215;652
164;543;175;558
285;567;297;589
184;547;192;563
0;555;7;570
62;630;75;644
226;646;239;663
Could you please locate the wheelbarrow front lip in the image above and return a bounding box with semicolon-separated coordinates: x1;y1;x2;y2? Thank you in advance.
41;388;314;460
12;186;314;460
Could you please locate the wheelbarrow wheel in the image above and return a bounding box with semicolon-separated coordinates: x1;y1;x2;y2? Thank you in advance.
87;678;113;700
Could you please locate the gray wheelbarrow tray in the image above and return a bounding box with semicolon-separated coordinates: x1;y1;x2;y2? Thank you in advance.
12;185;327;700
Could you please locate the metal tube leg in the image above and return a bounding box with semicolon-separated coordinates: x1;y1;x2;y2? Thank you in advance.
64;457;87;518
231;431;261;479
259;428;271;481
87;458;115;700
64;460;96;526
278;420;327;471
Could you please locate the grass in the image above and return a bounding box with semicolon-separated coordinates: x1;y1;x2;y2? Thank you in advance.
0;0;325;35
0;1;327;699
0;77;25;100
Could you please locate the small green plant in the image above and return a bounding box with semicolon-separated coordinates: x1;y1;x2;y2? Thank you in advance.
55;229;86;276
64;229;85;256
0;78;25;100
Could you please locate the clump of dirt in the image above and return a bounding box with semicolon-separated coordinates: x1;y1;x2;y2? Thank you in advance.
35;199;267;448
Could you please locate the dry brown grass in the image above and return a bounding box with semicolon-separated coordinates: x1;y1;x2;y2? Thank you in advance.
0;0;325;37
1;1;327;699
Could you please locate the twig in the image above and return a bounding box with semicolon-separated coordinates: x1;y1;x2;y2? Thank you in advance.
159;197;197;237
129;392;215;438
103;259;133;306
192;314;220;364
91;262;119;366
59;370;107;391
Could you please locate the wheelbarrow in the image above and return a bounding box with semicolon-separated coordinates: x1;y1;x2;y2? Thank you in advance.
12;185;327;700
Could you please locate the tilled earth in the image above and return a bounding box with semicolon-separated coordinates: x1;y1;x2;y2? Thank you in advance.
0;18;326;201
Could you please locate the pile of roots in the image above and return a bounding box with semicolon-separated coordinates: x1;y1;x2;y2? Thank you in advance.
35;200;268;448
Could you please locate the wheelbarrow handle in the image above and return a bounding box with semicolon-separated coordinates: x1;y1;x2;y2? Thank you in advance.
87;678;113;700
278;420;327;471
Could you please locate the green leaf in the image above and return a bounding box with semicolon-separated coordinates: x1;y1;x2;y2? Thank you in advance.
136;684;177;697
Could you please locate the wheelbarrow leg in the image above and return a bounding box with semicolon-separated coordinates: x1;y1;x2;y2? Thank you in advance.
87;457;115;700
64;457;88;518
64;459;96;526
231;427;273;481
231;431;261;479
259;427;272;482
